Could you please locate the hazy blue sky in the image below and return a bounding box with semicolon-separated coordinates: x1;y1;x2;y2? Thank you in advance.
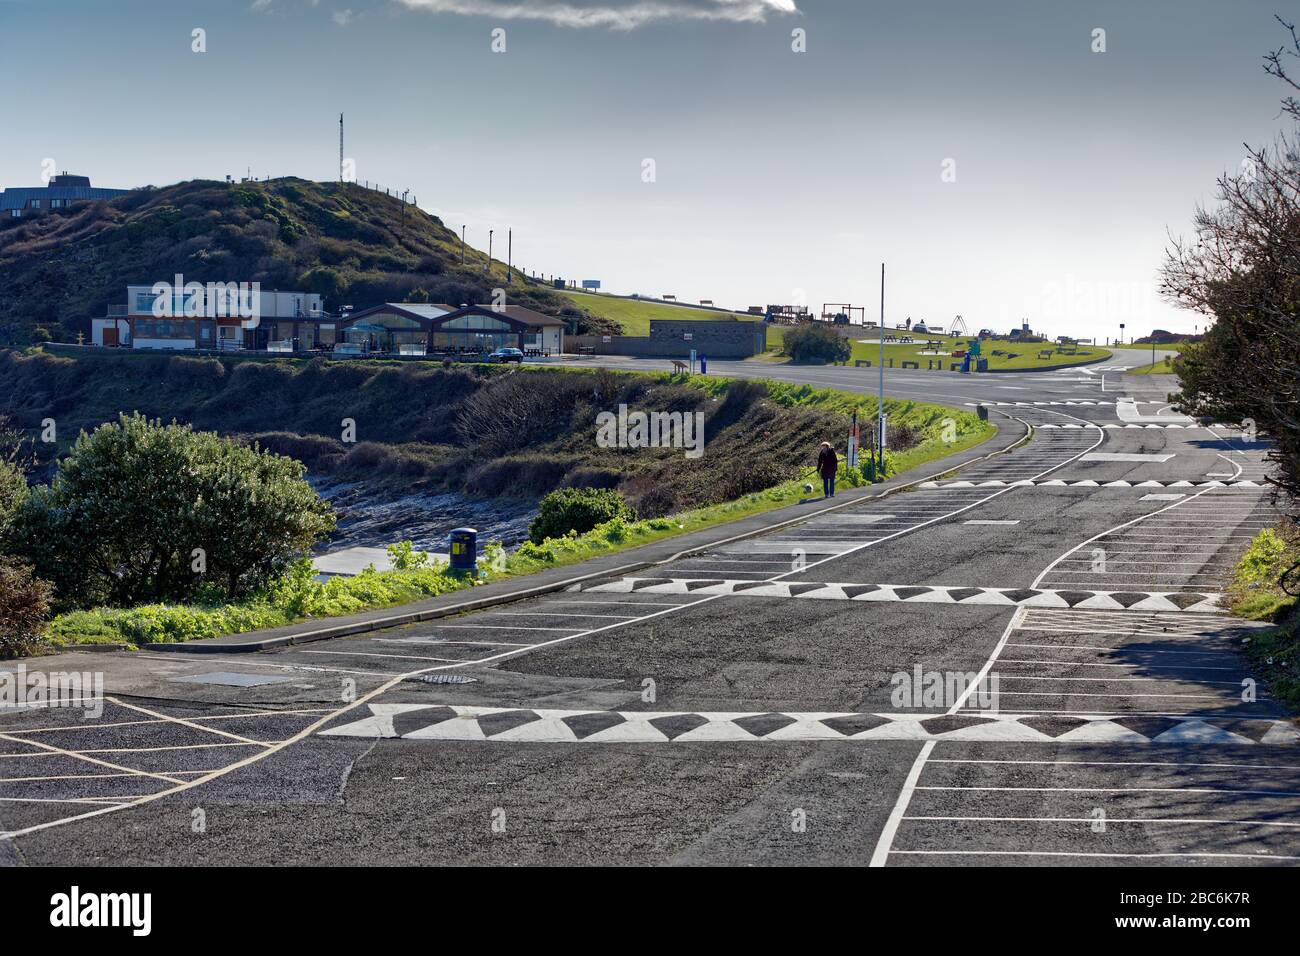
0;0;1291;339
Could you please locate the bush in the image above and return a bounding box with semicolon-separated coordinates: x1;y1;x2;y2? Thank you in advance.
782;323;851;364
7;413;335;609
528;487;635;544
0;555;54;657
0;459;27;537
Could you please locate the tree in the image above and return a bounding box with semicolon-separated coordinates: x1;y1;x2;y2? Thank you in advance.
1161;17;1300;516
0;556;53;657
7;413;335;608
782;323;852;364
0;416;30;537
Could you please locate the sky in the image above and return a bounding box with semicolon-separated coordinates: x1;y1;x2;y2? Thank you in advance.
0;0;1292;340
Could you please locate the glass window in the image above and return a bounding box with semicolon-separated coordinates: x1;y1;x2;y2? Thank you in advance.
134;319;198;340
373;313;424;330
441;315;512;332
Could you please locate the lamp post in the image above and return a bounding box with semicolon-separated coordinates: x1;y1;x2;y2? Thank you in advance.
878;263;885;475
460;226;466;265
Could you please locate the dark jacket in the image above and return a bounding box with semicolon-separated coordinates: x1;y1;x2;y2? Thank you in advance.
817;446;838;479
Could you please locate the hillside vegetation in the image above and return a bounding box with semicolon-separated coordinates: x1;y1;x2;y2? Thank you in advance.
0;349;985;518
0;177;618;346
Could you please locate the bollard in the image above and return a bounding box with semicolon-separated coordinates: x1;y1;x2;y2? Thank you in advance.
449;527;477;573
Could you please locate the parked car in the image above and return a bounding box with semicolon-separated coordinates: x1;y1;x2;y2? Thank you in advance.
488;347;524;364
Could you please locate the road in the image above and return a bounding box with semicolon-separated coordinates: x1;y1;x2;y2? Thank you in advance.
1;358;1294;867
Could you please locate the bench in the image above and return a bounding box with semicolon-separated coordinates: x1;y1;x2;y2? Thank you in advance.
578;346;596;356
901;360;919;369
671;359;689;373
855;359;872;368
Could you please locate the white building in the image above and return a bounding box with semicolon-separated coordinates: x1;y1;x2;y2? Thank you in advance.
92;284;324;349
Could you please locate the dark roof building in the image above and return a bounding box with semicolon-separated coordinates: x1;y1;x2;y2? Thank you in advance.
339;302;566;354
1;173;129;219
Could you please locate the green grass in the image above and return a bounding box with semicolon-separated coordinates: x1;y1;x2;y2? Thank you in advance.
843;336;1110;370
35;374;998;653
555;289;761;335
1126;357;1178;375
556;289;783;352
1228;526;1300;712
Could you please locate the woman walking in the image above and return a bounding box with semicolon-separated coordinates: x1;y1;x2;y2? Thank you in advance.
817;441;838;498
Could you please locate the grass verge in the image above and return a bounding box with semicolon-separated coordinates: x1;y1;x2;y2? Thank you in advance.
1227;523;1300;712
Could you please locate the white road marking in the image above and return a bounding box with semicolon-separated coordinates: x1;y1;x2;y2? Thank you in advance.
105;697;271;749
889;850;1300;860
0;731;185;786
1079;453;1175;462
300;650;468;663
904;816;1300;828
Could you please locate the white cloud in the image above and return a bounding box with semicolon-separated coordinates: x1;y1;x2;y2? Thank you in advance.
396;0;799;31
250;0;274;12
333;8;355;25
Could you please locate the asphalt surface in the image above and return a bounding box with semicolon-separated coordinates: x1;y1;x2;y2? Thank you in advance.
1;357;1295;867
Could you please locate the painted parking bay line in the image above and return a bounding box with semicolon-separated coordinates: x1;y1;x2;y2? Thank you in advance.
964;520;1021;526
1079;453;1176;463
319;704;1300;745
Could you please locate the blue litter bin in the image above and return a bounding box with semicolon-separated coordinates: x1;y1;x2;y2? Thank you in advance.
449;528;477;573
700;355;708;374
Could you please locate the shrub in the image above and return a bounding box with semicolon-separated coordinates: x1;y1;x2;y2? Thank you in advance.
0;555;54;657
528;487;635;544
386;540;430;570
7;413;335;609
782;323;851;364
0;459;27;537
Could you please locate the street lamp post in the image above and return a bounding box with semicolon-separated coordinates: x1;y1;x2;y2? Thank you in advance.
878;262;885;475
460;226;466;265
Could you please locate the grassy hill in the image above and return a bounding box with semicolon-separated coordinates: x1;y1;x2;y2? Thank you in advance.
556;289;763;334
0;177;619;346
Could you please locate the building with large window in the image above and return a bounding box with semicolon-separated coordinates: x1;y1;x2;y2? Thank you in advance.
91;292;566;355
0;173;128;220
339;303;566;354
